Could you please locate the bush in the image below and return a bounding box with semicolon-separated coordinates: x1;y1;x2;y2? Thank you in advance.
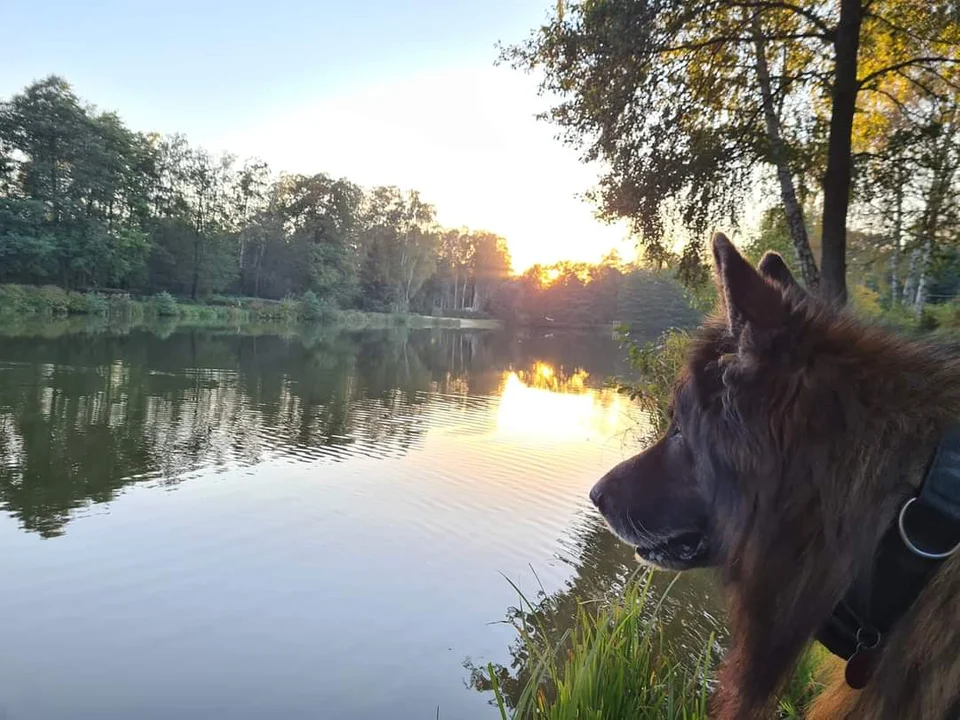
66;291;88;314
31;285;70;315
152;291;178;317
924;301;960;330
109;294;139;318
279;296;299;322
611;326;691;439
300;290;332;321
0;285;29;314
849;284;883;319
84;292;109;316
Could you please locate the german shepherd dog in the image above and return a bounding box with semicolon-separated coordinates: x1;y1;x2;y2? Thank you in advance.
590;234;960;719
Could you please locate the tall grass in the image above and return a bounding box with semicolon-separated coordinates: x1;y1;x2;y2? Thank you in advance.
487;572;714;720
484;571;830;720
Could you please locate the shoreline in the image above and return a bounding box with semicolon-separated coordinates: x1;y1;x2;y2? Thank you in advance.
0;283;504;331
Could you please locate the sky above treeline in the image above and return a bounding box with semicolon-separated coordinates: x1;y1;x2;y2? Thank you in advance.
0;0;638;272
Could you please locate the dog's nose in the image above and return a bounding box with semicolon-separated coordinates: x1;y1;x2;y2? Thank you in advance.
589;482;606;510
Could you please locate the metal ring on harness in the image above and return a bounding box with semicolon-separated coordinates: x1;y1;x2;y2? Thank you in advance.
898;497;960;560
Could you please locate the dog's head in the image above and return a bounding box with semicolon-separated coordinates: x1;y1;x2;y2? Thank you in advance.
590;233;814;571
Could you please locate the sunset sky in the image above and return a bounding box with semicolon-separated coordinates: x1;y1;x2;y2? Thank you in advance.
1;0;636;272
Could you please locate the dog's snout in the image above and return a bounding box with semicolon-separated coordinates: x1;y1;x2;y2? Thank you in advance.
589;481;607;510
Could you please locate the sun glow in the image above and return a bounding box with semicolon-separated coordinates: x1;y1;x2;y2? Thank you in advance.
542;267;563;284
494;364;632;441
220;67;636;273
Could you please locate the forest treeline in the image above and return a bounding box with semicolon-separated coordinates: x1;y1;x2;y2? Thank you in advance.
0;76;513;315
0;76;698;327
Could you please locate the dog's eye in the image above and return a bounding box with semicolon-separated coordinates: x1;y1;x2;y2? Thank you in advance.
670;425;683;440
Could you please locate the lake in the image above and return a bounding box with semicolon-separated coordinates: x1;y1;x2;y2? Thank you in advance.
0;321;722;720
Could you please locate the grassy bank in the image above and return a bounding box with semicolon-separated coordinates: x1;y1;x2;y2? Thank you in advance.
482;571;829;720
0;284;502;330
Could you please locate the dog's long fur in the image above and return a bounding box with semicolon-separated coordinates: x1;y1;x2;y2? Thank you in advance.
597;236;960;718
695;243;960;718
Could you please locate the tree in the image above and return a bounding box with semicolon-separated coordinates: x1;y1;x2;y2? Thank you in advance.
0;76;87;226
503;0;960;303
230;159;270;290
0;199;55;283
359;187;439;312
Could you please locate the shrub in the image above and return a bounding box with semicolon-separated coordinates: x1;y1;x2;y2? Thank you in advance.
279;296;299;322
611;326;691;439
152;291;178;317
66;291;88;314
84;292;109;316
849;284;883;319
300;290;329;321
0;285;28;314
109;294;139;318
30;285;70;315
925;301;960;330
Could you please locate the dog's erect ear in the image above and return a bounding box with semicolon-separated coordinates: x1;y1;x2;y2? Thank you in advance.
712;233;786;336
757;251;799;290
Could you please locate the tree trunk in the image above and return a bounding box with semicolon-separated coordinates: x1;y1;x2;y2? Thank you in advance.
191;232;201;300
889;253;899;307
903;248;920;306
914;138;955;317
914;233;934;319
819;0;863;306
752;16;819;289
50;137;60;224
889;174;904;306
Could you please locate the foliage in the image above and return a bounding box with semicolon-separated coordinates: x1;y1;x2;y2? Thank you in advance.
502;0;960;303
498;256;700;329
777;645;831;719
0;72;695;332
300;290;330;322
613;328;692;439
849;285;883;319
0;283;138;317
0;77;512;317
481;572;713;720
151;291;178;317
479;571;829;720
83;292;108;317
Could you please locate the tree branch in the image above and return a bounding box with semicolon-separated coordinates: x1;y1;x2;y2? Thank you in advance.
660;31;832;54
859;57;960;88
730;0;835;37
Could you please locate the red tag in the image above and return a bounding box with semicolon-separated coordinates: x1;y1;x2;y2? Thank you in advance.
845;647;879;689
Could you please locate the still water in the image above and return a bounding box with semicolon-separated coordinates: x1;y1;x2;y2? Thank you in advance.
0;322;722;720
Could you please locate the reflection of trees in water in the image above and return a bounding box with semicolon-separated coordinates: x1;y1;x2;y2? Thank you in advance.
465;511;726;710
0;325;643;537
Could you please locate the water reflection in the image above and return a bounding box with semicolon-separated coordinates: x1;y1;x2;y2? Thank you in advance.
495;372;631;442
0;325;636;538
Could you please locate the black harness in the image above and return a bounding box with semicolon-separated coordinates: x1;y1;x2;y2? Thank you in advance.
816;424;960;689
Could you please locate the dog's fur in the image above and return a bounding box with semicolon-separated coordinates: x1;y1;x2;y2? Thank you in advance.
590;234;960;719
